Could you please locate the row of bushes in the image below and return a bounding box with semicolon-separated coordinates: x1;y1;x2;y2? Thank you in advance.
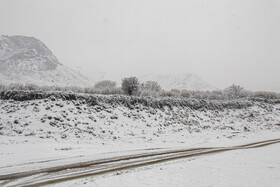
0;82;280;100
0;90;257;110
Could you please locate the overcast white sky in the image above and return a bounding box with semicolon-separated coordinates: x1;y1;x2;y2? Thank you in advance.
0;0;280;91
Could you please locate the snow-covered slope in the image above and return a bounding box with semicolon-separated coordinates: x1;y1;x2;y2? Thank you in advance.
0;90;279;144
0;91;280;186
139;73;216;91
0;35;90;86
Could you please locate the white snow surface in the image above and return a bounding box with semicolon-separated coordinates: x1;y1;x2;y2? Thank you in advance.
1;96;279;145
0;95;280;186
52;143;280;187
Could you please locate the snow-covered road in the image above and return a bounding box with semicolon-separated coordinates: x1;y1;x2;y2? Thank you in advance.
49;140;280;187
1;138;280;187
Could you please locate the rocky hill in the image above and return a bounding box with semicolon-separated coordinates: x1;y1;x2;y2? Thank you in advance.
0;35;90;87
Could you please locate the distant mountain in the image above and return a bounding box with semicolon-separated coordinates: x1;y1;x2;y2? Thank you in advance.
0;35;90;87
139;73;216;91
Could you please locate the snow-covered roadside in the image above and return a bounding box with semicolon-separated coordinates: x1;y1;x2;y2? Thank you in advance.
47;143;280;187
1;95;279;145
0;92;280;186
1;131;280;171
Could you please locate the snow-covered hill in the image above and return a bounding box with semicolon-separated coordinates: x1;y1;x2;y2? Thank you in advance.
139;73;216;91
0;35;90;87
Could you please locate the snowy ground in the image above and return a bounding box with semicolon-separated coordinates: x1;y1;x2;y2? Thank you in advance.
1;96;279;145
0;93;280;186
50;143;280;187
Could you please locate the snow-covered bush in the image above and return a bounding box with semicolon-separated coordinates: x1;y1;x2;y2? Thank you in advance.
191;91;209;99
0;84;6;91
159;89;181;97
224;84;244;98
93;80;121;95
252;91;280;99
139;81;162;96
0;83;279;100
25;84;39;90
83;87;98;94
159;90;177;97
94;80;116;89
121;77;140;95
0;90;256;110
180;90;192;98
207;90;224;100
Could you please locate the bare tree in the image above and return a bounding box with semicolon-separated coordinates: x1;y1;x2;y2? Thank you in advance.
225;84;244;98
139;81;162;96
121;77;139;95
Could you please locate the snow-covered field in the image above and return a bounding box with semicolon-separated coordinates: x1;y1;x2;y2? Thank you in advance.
0;91;280;186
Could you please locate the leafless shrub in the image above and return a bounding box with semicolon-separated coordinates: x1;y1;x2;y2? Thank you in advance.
0;82;279;100
159;90;179;97
224;84;244;98
121;77;140;95
139;81;161;96
180;90;192;98
94;80;116;89
252;91;280;99
93;80;119;95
